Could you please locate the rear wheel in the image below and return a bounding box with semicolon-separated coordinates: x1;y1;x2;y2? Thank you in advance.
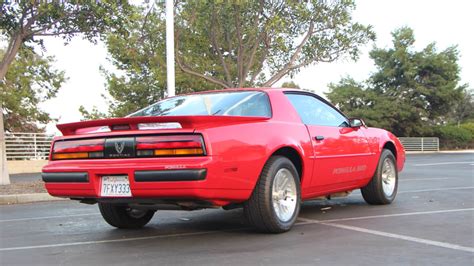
244;156;301;233
361;149;398;204
98;203;155;229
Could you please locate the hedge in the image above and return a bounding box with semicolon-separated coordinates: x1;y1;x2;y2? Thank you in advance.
434;124;474;149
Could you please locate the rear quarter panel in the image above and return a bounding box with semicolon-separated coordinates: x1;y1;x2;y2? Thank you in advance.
198;120;313;193
363;127;406;173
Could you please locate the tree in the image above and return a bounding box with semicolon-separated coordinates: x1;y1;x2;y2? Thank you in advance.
1;47;65;132
175;1;374;88
95;4;219;117
450;89;474;126
83;0;374;118
281;81;301;89
0;1;130;79
0;1;131;184
327;27;466;137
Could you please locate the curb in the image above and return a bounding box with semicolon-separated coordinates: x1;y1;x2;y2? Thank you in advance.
0;193;67;205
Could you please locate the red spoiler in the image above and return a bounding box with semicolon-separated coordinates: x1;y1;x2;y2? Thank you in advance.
57;116;270;136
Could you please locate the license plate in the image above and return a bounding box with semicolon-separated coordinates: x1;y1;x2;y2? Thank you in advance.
101;176;132;197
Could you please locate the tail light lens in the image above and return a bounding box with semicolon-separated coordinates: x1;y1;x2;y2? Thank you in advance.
136;135;205;157
51;135;205;160
52;139;105;160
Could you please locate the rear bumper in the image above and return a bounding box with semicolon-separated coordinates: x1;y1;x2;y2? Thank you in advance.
134;169;207;182
42;156;254;206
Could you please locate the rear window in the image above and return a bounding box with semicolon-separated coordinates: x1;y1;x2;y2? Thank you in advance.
130;91;271;117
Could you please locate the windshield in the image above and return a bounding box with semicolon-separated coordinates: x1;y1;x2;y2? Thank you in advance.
129;91;271;117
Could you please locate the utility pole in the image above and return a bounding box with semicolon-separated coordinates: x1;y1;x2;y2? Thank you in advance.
0;103;10;185
166;0;175;97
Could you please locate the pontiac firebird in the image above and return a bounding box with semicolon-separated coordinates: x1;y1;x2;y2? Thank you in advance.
42;88;405;233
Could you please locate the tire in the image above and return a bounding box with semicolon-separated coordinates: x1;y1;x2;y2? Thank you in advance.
244;156;301;233
361;149;398;205
98;203;155;229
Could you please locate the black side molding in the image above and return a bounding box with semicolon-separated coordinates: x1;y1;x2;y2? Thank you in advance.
135;169;207;182
42;172;89;183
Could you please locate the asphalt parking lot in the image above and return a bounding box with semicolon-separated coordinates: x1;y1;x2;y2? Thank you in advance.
1;153;473;265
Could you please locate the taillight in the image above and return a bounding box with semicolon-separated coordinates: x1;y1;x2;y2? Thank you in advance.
136;135;205;157
51;135;205;160
52;139;105;160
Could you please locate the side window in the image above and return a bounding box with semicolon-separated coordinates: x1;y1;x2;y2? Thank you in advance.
285;94;348;127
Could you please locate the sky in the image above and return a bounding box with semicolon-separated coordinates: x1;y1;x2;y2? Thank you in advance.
32;0;474;134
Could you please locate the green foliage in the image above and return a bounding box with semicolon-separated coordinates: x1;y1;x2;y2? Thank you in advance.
459;122;474;136
82;0;374;118
0;1;132;78
450;89;474;124
78;105;107;121
0;48;65;132
435;125;473;149
1;0;133;128
0;1;131;43
327;27;466;137
281;81;301;89
98;4;219;117
175;0;375;87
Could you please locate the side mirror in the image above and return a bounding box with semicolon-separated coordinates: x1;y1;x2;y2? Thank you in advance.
349;118;366;128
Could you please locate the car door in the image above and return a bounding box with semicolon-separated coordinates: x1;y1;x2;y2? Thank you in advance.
285;92;372;192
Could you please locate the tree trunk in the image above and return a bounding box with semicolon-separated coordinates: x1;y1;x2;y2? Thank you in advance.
0;34;23;185
0;103;10;185
0;33;23;80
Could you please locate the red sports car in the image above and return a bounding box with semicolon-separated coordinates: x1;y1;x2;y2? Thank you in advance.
42;88;405;233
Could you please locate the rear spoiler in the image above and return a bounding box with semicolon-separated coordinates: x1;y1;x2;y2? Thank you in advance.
57;116;270;136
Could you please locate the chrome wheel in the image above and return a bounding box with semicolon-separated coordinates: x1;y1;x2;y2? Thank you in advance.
381;158;396;197
272;168;297;222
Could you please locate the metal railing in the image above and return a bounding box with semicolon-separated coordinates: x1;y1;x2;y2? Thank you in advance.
5;133;54;160
3;133;442;159
398;137;439;152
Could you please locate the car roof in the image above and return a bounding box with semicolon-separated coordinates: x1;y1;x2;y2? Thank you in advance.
176;87;312;96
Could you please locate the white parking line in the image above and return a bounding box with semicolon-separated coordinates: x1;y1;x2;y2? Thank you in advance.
297;217;474;253
322;222;474;253
398;186;474;194
413;161;474;166
0;229;231;252
401;178;451;181
310;208;474;223
0;213;99;223
2;207;473;252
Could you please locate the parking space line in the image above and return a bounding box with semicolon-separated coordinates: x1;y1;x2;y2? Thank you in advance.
413;162;474;166
2;208;473;252
0;229;238;252
0;213;99;223
305;208;474;223
321;222;474;253
401;178;451;181
398;186;474;194
297;217;474;253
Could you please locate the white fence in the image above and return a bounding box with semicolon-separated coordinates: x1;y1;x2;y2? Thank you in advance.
398;137;439;152
3;133;441;159
5;133;54;160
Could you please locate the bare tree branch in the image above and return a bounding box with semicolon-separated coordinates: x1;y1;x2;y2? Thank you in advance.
210;7;232;86
175;28;228;88
249;35;271;85
262;21;315;87
242;0;265;87
234;5;244;87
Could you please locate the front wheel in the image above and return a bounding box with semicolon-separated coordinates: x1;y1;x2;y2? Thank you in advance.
98;203;155;229
244;156;301;233
361;149;398;205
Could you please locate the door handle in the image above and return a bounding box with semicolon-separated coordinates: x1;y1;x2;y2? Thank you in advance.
314;136;325;141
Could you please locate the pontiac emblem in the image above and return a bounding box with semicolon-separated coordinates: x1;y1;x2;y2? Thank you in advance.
114;142;125;154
